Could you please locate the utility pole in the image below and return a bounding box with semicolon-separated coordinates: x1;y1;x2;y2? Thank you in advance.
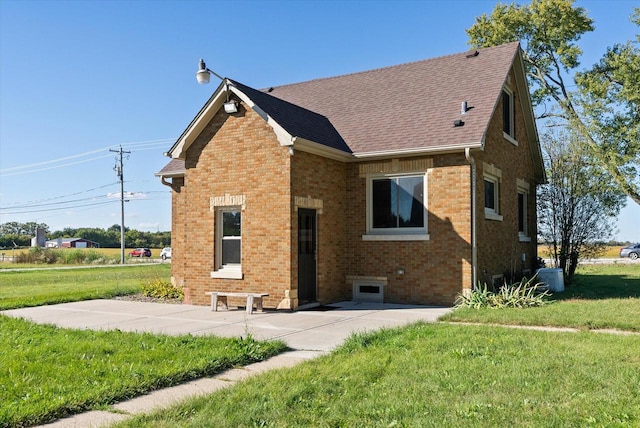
110;146;130;264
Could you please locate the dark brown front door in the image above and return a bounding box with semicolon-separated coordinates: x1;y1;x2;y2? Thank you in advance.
297;208;317;303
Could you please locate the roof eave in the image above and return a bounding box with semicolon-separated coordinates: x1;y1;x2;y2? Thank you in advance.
154;171;184;178
352;142;484;160
293;137;353;161
512;49;546;184
168;81;304;160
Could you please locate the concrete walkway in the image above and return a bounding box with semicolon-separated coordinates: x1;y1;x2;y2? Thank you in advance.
2;300;452;427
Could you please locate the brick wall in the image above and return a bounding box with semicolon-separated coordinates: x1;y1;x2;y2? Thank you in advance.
168;68;540;308
345;154;472;306
291;150;348;305
173;104;293;309
474;69;539;285
169;177;187;301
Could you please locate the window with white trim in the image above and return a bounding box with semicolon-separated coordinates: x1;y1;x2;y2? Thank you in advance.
483;163;502;221
364;173;428;240
517;179;531;242
502;88;517;144
212;207;243;279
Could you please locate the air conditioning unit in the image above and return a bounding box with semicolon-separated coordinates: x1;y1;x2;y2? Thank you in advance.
536;268;564;292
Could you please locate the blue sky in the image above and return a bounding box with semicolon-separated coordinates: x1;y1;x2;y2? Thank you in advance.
0;0;637;242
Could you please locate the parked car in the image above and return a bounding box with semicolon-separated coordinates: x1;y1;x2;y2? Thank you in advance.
619;243;640;260
160;247;172;260
129;248;151;257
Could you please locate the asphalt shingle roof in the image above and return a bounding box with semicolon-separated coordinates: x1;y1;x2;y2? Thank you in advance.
231;80;351;153
156;158;185;176
264;42;520;155
159;42;525;177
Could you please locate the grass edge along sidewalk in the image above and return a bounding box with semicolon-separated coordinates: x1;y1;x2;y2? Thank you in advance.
116;322;640;428
114;263;638;427
0;263;287;427
0;315;287;427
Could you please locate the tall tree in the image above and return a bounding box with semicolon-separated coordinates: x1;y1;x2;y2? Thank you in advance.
575;8;640;206
538;130;625;279
467;0;640;205
0;221;49;235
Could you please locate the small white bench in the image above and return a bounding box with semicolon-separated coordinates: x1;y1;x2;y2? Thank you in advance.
205;292;269;314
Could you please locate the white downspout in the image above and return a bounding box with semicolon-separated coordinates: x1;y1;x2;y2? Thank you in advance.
465;147;477;292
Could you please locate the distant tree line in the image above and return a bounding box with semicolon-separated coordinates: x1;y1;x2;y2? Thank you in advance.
0;222;170;249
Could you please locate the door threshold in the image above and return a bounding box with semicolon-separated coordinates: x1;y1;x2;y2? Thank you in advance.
296;302;320;311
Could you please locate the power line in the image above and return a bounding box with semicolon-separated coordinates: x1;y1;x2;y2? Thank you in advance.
0;154;115;177
0;182;119;208
0;193;169;220
1;200;118;214
0;138;175;177
0;188;168;213
1;148;114;173
0;195;111;211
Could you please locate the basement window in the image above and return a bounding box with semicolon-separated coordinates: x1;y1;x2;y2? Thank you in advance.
353;280;384;302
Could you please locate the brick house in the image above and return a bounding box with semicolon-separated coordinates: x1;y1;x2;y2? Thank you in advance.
157;42;544;309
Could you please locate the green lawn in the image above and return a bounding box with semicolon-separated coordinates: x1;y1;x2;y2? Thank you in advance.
0;316;286;427
0;264;169;310
114;263;640;427
0;264;287;427
118;323;640;427
441;264;640;331
3;263;639;427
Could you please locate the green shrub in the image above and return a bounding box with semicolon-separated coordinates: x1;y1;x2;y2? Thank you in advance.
14;247;61;264
13;247;119;265
60;249;86;264
60;249;114;265
141;278;184;300
456;276;551;309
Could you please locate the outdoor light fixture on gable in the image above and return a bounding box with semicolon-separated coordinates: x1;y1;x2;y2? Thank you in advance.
196;58;223;84
223;101;238;114
196;58;238;113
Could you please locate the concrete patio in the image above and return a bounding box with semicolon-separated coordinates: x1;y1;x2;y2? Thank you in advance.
2;299;452;427
2;299;453;352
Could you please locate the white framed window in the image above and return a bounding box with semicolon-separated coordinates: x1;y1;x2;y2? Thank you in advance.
502;87;517;145
363;173;429;241
517;179;531;242
483;163;503;221
211;207;243;279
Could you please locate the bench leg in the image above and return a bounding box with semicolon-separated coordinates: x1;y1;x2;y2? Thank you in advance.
210;294;228;311
255;297;264;313
246;295;254;315
211;293;218;311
